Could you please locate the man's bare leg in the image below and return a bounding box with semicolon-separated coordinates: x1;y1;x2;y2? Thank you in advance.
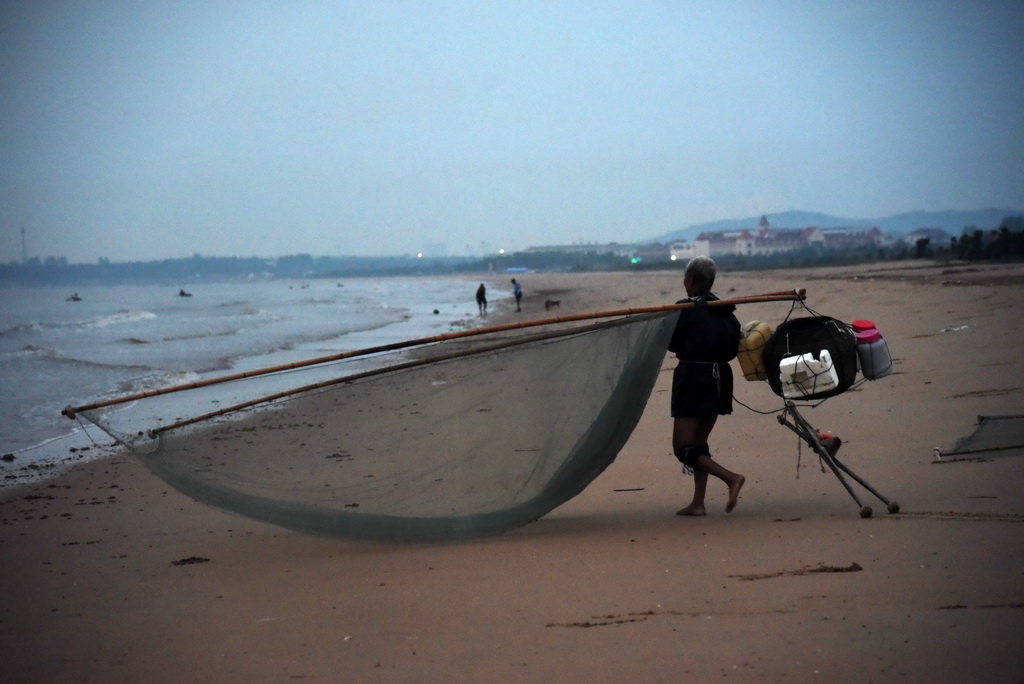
675;416;740;514
690;453;745;513
676;471;709;516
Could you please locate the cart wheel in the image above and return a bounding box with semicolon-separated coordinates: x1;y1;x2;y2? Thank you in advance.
887;501;900;514
859;506;873;519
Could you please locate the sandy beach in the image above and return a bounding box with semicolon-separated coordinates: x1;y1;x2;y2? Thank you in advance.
2;261;1023;682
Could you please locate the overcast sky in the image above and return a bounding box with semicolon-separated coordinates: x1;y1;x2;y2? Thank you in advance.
2;0;1022;263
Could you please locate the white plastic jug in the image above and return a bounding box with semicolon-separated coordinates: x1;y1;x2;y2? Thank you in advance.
779;350;840;399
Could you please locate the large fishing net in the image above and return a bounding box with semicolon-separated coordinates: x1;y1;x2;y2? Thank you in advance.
75;312;677;542
934;415;1024;462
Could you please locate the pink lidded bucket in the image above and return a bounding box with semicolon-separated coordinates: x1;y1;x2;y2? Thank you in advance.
854;323;892;379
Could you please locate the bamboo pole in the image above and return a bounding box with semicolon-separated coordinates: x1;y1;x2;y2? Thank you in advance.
63;288;805;419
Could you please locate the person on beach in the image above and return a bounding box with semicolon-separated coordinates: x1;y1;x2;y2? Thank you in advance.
668;256;746;515
476;283;487;314
511;278;522;312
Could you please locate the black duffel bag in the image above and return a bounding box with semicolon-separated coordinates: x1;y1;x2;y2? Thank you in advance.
761;316;857;400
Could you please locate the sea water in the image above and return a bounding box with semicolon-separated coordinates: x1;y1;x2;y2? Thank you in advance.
0;276;506;486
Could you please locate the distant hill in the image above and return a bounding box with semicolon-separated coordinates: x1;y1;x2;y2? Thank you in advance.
648;208;1022;244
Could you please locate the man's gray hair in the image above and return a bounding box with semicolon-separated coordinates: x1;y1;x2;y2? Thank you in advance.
685;256;717;291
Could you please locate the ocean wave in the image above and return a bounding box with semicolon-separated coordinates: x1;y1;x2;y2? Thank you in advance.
63;355;153;373
5;344;153;372
0;344;57;362
0;321;44;337
213;299;270;316
3;312;156;335
227;306;267;317
125;329;240;345
118;319;284;346
114;369;202;395
79;310;158;328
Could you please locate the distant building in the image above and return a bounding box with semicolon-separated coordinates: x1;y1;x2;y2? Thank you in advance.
758;227;823;254
670;240;701;262
520;223;898;263
692;225;885;257
694;230;754;258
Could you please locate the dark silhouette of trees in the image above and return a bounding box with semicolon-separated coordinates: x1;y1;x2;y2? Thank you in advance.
914;238;930;258
949;216;1024;261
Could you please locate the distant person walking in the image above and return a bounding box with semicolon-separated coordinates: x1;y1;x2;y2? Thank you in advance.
476;283;487;314
511;278;522;312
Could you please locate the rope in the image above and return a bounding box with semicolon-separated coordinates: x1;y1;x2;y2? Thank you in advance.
75;414;106;449
796;432;801;479
731;394;785;416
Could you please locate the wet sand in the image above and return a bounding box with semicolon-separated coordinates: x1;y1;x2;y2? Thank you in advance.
2;261;1023;682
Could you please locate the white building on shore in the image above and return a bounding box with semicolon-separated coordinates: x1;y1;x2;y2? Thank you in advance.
682;223;887;258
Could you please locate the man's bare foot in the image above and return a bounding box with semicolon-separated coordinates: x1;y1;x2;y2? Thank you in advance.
676;504;706;516
725;475;745;512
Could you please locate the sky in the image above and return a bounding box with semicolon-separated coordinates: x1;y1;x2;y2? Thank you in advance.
2;0;1023;263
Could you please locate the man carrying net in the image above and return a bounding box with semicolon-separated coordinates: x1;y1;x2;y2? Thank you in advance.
668;257;746;516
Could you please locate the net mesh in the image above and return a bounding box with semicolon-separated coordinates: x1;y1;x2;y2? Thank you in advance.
936;414;1024;461
81;312;676;542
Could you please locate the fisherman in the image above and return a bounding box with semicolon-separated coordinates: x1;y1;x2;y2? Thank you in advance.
668;256;745;515
511;278;522;312
475;283;487;314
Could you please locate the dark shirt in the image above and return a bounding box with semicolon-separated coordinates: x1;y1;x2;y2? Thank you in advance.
668;291;740;363
668;290;740;417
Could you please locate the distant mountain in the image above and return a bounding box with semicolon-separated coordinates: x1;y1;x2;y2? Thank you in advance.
648;208;1022;244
